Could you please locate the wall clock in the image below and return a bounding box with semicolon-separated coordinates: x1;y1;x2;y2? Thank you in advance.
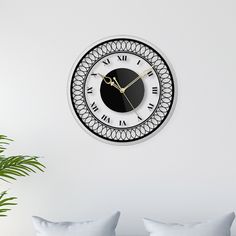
68;36;176;145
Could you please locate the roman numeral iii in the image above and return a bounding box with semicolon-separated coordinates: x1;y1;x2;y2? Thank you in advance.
102;58;110;65
101;114;110;123
152;87;158;94
117;55;127;61
91;102;98;112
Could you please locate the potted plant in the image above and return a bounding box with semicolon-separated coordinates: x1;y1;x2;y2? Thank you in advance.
0;134;45;216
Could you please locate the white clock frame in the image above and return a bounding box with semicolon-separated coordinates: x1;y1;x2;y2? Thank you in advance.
67;35;177;145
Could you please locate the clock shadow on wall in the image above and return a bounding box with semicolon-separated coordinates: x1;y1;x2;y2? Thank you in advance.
68;36;177;145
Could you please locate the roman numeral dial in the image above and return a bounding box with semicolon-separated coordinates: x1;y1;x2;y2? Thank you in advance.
84;53;161;130
70;37;175;143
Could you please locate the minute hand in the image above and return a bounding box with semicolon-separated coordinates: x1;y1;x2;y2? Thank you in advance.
122;68;153;92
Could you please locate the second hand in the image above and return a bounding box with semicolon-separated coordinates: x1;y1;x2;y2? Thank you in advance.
123;93;140;118
113;77;141;119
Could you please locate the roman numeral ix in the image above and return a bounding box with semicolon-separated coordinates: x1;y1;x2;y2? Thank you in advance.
119;120;127;126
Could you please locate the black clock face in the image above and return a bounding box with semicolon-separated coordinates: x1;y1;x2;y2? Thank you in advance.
69;36;176;144
100;68;144;113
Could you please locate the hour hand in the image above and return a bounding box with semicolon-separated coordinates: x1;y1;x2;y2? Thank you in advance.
97;73;120;91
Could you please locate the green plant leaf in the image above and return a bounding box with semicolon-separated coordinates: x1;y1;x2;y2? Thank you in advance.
0;191;17;217
0;156;45;182
0;135;13;154
0;135;46;217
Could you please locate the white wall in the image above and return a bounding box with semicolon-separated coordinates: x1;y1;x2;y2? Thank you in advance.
0;0;236;235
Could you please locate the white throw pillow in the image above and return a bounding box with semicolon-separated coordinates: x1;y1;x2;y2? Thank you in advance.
32;211;120;236
143;212;235;236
